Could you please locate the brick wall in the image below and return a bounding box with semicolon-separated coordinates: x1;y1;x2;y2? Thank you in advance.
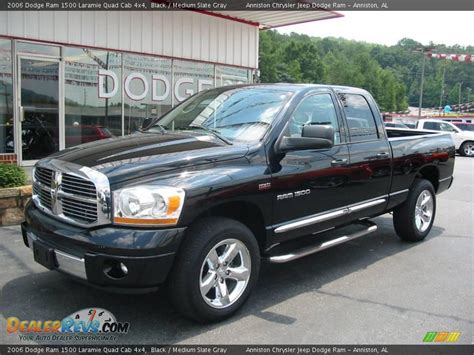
0;154;17;164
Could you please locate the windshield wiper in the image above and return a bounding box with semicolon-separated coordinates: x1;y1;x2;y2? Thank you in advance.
188;125;233;145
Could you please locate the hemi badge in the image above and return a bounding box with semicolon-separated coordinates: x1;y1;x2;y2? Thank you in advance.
259;182;271;191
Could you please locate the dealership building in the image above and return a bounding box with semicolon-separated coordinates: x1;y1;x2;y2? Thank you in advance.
0;10;338;165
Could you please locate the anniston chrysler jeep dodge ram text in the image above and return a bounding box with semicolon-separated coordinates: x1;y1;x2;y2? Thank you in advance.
22;84;455;322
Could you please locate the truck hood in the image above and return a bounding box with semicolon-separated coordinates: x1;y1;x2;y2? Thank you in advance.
460;130;474;138
47;132;249;184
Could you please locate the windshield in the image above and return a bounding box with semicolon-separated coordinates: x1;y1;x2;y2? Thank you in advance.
147;87;292;142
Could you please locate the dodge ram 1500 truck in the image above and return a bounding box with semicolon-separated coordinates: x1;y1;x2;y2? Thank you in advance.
22;84;455;322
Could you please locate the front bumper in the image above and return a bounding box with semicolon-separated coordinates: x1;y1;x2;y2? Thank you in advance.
22;201;186;290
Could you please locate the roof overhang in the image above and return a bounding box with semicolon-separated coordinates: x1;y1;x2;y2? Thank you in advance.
199;10;343;29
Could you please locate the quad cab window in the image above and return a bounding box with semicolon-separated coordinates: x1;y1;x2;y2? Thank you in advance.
286;93;341;144
339;93;379;142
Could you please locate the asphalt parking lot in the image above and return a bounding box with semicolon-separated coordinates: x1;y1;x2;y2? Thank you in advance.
1;157;472;345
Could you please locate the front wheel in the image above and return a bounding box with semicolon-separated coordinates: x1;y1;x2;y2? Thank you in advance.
459;141;474;157
167;217;260;323
393;179;436;242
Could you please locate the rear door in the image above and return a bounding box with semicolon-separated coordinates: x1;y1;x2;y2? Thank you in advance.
338;92;392;219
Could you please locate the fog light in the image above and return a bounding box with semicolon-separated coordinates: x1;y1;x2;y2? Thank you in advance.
103;260;128;279
120;262;128;275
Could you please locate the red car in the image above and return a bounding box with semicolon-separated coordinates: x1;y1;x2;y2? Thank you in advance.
66;125;114;146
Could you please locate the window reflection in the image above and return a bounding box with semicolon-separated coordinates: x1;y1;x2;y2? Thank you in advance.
64;48;121;147
123;54;172;135
0;39;13;153
17;42;60;57
20;58;60;160
173;60;214;103
5;40;254;159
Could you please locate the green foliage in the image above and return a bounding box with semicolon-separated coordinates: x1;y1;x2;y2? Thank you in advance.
0;164;27;188
259;31;474;112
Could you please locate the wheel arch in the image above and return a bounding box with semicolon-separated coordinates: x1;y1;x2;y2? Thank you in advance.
459;140;474;151
190;200;267;251
416;164;440;192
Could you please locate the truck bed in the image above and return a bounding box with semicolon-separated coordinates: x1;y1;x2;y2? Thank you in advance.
385;127;455;206
385;127;442;139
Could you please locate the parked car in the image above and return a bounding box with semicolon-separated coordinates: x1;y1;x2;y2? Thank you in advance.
453;122;474;132
416;119;474;157
384;122;409;129
65;125;114;146
22;84;455;322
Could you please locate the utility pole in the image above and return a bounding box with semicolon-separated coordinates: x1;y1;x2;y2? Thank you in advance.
415;46;434;118
418;54;426;118
439;66;446;113
458;82;463;114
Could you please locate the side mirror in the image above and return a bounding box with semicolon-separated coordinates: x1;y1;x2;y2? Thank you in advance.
277;124;334;153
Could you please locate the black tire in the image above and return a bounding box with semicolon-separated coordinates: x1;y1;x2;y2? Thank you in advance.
459;141;474;157
167;217;260;323
393;179;436;242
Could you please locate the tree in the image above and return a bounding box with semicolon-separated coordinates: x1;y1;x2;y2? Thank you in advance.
258;31;473;112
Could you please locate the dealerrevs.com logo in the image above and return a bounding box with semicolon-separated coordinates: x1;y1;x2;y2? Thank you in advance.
6;308;129;342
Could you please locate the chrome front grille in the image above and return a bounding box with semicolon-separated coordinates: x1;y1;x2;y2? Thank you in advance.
62;197;97;224
61;174;97;199
35;167;53;186
33;182;52;210
32;160;111;227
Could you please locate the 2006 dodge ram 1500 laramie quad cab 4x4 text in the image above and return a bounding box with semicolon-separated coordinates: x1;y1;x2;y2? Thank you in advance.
22;84;455;322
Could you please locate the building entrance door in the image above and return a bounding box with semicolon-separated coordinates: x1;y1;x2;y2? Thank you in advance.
17;56;61;164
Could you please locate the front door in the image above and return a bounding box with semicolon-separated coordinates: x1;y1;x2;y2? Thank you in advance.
337;92;392;219
270;92;353;242
18;57;60;164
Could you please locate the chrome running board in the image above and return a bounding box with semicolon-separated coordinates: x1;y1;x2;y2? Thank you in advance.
266;221;378;264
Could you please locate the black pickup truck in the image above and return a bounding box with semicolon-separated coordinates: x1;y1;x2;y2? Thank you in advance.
22;84;455;322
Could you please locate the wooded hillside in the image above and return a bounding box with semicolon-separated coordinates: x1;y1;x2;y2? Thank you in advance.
259;31;473;112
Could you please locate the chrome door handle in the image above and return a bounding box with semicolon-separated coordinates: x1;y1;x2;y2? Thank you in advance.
376;152;390;158
19;106;25;122
331;158;349;167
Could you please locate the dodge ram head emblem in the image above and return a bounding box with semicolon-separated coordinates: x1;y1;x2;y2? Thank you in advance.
50;172;62;214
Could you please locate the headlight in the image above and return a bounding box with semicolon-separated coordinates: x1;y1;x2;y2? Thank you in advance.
113;186;185;226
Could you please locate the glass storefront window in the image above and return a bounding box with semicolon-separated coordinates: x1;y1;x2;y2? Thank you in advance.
0;39;13;154
17;41;60;57
123;54;172;135
64;47;122;147
8;39;254;160
215;65;251;87
173;60;214;104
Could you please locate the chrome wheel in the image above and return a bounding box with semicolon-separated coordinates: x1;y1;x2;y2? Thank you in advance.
199;238;251;309
415;190;434;232
463;143;474;157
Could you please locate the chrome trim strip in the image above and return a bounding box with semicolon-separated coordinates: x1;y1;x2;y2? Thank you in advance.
268;222;378;263
275;209;347;234
274;196;387;234
27;232;87;280
439;176;453;183
349;199;387;213
389;189;409;197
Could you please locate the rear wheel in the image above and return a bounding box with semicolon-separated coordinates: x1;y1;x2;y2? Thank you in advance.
168;217;260;323
393;179;436;242
459;141;474;157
